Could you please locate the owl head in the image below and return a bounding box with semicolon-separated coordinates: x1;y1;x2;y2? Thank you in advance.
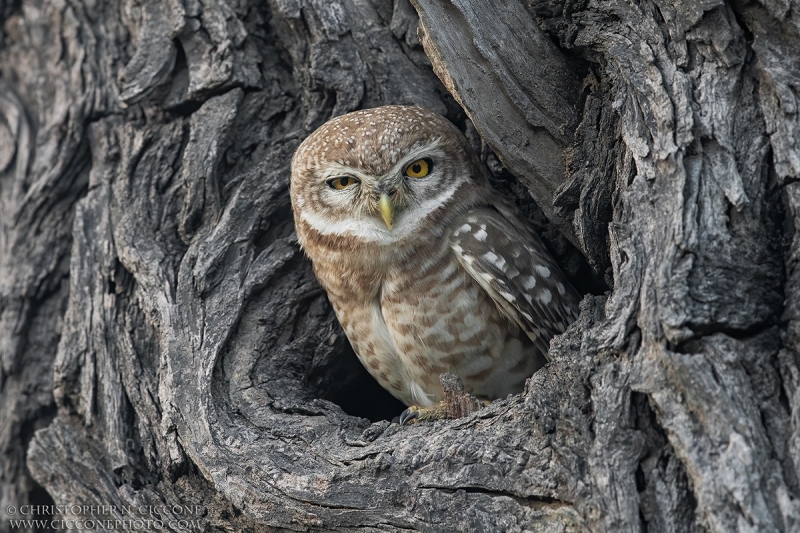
290;106;488;247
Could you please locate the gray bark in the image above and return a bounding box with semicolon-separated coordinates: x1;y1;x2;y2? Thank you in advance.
1;0;798;531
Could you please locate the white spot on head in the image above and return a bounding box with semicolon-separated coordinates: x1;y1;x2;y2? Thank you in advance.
474;228;488;241
458;224;472;234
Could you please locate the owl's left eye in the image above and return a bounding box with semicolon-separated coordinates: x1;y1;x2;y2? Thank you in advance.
327;176;360;190
404;158;432;178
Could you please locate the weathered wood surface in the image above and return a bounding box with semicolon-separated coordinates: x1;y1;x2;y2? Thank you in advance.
0;0;798;531
411;0;584;248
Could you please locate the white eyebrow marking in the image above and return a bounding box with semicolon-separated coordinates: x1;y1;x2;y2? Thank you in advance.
299;180;463;245
387;141;445;177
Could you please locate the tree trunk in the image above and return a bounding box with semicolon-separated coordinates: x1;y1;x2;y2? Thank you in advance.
1;0;798;531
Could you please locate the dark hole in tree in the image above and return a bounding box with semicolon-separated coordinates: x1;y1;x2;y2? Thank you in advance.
289;116;606;424
301;167;602;423
306;341;406;423
28;481;55;532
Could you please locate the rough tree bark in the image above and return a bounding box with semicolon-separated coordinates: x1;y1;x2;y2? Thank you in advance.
1;0;798;531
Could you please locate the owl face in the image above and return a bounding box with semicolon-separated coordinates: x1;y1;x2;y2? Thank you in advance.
291;106;485;246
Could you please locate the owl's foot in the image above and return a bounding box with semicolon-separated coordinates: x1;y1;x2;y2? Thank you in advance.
398;402;446;425
398;373;488;425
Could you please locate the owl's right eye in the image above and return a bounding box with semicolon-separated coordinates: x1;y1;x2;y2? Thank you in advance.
327;176;360;190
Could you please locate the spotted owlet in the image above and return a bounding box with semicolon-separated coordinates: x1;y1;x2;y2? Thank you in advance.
290;106;580;417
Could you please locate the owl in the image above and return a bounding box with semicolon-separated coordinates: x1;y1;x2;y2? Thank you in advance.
290;106;580;420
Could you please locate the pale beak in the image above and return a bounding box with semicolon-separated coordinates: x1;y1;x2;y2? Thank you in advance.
379;192;394;229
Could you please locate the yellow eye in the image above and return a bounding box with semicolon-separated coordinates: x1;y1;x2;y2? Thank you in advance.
327;176;360;190
404;158;431;178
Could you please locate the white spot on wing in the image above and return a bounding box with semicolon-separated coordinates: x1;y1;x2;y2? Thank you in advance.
474;228;488;241
535;265;551;277
499;290;516;302
557;282;566;295
539;288;552;304
523;276;537;290
482;251;507;270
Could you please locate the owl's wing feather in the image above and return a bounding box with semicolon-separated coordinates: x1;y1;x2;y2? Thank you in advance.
449;206;580;360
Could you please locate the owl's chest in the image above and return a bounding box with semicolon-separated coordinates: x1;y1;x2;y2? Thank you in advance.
320;238;467;335
322;239;531;406
380;246;496;350
379;250;516;376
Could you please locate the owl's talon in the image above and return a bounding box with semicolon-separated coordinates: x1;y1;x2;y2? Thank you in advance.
398;401;448;425
398;407;420;426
